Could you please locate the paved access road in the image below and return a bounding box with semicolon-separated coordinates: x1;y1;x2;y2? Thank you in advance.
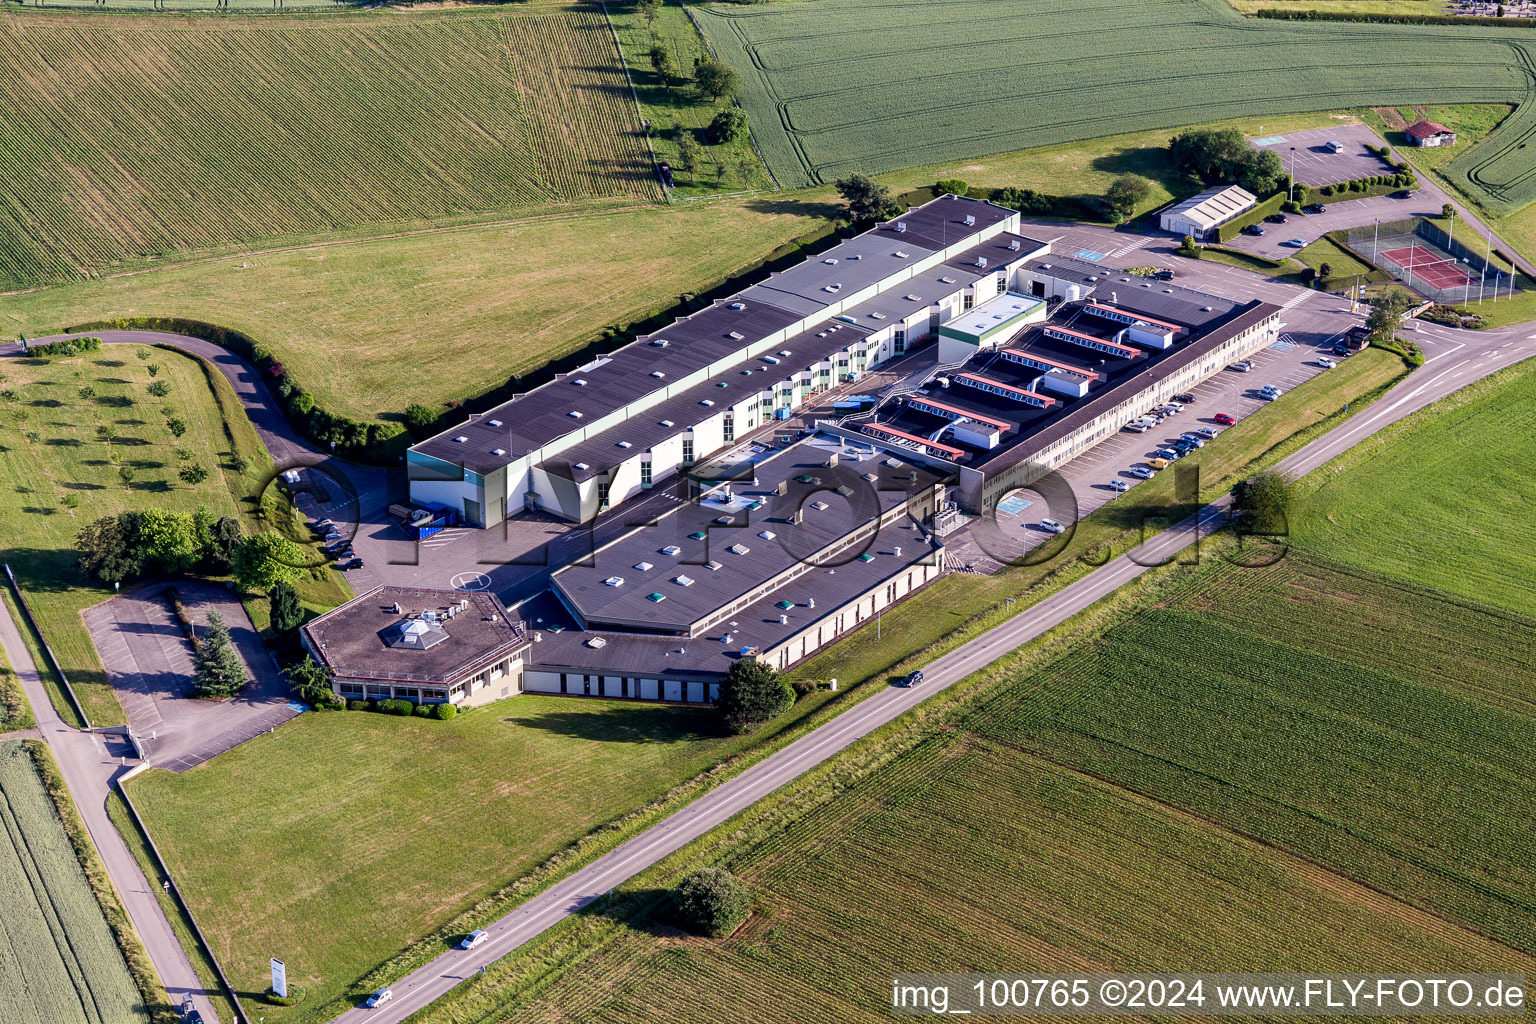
0;597;224;1023
330;325;1536;1024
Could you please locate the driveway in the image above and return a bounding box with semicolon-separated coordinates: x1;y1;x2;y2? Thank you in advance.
1252;123;1399;187
82;581;299;773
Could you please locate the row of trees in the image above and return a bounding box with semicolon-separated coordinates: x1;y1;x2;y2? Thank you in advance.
1170;127;1287;196
75;508;307;593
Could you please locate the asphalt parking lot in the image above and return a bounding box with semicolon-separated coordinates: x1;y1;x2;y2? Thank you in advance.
1224;192;1435;260
1252;123;1397;187
82;581;299;772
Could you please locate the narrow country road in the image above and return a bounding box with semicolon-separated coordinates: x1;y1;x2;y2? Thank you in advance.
0;598;223;1024
329;334;1536;1024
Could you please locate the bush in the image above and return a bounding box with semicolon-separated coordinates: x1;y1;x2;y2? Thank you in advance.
1320;184;1336;197
934;177;969;197
432;702;457;720
791;679;818;699
413;703;432;718
29;335;102;358
716;659;794;734
1280;200;1300;213
347;699;369;711
672;868;752;937
708;107;749;145
147;380;171;398
377;698;414;716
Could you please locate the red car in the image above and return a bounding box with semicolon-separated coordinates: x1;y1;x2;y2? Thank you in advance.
1213;413;1235;426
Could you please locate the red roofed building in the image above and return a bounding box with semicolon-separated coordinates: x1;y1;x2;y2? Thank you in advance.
1405;120;1456;148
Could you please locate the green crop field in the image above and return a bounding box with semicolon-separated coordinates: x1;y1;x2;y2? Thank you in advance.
454;557;1536;1024
0;345;274;725
1294;359;1536;616
0;7;657;288
696;0;1533;190
0;741;148;1024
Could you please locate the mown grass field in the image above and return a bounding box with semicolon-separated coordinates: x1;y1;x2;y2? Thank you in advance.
0;7;657;288
0;346;272;725
0;740;148;1024
696;0;1531;189
1293;358;1536;616
459;555;1536;1023
5;198;833;424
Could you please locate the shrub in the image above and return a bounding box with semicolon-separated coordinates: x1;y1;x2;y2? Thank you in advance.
673;868;751;937
708;107;749;145
716;659;794;734
166;416;187;437
377;698;414;716
178;463;208;485
432;702;457;720
1320;184;1336;197
347;699;368;711
1280;200;1300;213
791;679;818;699
147;380;171;398
934;177;969;197
412;703;432;718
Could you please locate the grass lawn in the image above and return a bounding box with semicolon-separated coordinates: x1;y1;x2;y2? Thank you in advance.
1364;104;1513;174
1295;235;1377;283
0;629;31;732
886;112;1356;219
1294;357;1536;616
610;1;772;196
0;346;273;726
442;557;1536;1024
127;691;860;1021
4;198;833;427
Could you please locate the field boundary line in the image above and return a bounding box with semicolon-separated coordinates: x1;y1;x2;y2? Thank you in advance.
3;564;91;731
600;1;672;204
114;779;250;1024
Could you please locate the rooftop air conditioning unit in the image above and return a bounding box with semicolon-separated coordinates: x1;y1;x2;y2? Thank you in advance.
1009;239;1021;251
964;215;976;226
567;411;581;420
574;462;589;471
574;379;587;386
894;222;907;232
700;399;714;407
454;435;468;443
651;370;666;378
730;302;747;310
823;258;838;265
489;419;503;427
653;338;669;348
976;257;988;268
660;419;674;427
728;331;744;340
895;251;910;259
493;448;506;457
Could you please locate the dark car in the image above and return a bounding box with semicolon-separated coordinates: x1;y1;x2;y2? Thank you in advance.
1153;268;1175;281
1391;189;1415;199
1241;224;1265;236
338;557;365;571
186;1013;204;1024
1305;203;1326;214
1172;392;1196;404
901;670;924;688
1265;213;1287;224
1333;340;1351;356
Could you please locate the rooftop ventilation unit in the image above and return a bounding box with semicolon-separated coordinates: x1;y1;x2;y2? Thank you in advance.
895;250;910;259
727;331;744;340
574;379;587;386
940;276;956;284
894;222;907;233
660;419;674;427
964;214;976;226
568;411;582;419
869;312;887;319
894;545;902;557
489;419;503;427
778;350;791;357
454;435;468;443
652;338;669;348
905;293;921;301
618;441;632;449
976;256;988;268
700;399;714;407
1009;239;1021;251
603;576;624;587
574;462;589;471
729;301;746;310
849;253;863;260
823;258;838;265
634;561;653;571
493;447;506;457
823;283;841;293
586;636;607;649
651;370;666;378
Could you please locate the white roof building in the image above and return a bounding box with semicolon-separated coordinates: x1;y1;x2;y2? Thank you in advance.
1159;185;1257;240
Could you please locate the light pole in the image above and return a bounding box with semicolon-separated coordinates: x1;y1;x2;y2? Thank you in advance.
1480;231;1492;304
1462;258;1472;305
1288;147;1297;203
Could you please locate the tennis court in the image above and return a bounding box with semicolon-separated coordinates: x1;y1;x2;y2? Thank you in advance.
1378;244;1475;289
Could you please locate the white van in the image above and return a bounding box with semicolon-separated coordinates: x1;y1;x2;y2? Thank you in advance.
1326;140;1344;153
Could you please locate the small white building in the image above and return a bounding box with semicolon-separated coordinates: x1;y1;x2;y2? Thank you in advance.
936;291;1046;362
1159;184;1257;240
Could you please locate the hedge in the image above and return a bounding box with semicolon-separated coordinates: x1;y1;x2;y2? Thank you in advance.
1256;7;1536;27
27;335;102;357
1216;191;1289;242
376;698;414;717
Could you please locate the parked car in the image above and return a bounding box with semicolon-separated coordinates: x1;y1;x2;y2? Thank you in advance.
339;557;365;571
1153;268;1175;281
311;518;333;531
1214;412;1236;425
461;929;489;951
1195;426;1219;439
1241;224;1265;236
1316;356;1337;369
1282;237;1306;248
1326;139;1344;153
1179;433;1206;447
902;670;925;687
1124;421;1149;433
1170;440;1197;453
1172;393;1196;404
366;988;393;1008
1305;203;1326;214
1154;448;1182;461
1260;387;1283;401
186;1012;204;1024
1145;458;1172;470
1158;403;1183;416
1391;189;1415;199
1129;465;1157;480
1109;479;1130;492
1229;360;1253;373
1038;518;1065;535
1265;213;1287;224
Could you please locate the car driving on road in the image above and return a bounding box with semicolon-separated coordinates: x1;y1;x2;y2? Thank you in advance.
460;929;488;950
366;988;393;1008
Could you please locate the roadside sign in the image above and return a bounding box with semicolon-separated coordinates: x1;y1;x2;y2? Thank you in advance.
272;958;287;999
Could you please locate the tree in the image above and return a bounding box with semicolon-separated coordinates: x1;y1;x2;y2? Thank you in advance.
1318;261;1333;281
1365;290;1412;347
1442;203;1456;218
1230;470;1293;535
213;517;243;569
672;868;751;937
231;531;306;593
139;507;201;576
636;0;662;26
178;463;208;485
147;380;171;398
1238;148;1286;196
1168;127;1249;183
716;658;794;734
192;610;247;698
708;108;749;145
269;581;305;635
76;512;145;584
648;44;678;87
935;177;969;197
834;173;901;224
284;656;337;708
694;59;740;101
1104;173;1153;220
166;416;187;437
1178;234;1199;256
672;131;702;182
404;403;438;437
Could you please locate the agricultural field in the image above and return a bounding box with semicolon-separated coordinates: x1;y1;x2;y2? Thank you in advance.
443;556;1536;1023
5;197;833;425
0;8;657;288
0;345;272;726
695;0;1534;189
1293;358;1536;616
0;740;148;1024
